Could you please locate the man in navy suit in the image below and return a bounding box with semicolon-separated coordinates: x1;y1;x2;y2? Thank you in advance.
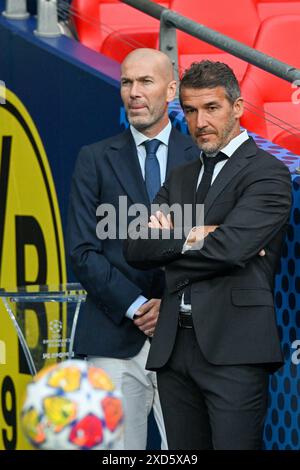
67;48;198;449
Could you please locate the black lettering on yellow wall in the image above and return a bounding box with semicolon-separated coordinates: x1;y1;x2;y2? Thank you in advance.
15;215;47;287
0;137;12;283
1;376;17;450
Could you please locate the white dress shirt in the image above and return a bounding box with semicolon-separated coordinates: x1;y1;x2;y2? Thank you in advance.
180;130;249;312
126;121;172;319
196;129;249;188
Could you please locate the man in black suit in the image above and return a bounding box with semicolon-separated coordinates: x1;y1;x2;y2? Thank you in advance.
124;61;292;449
67;48;198;449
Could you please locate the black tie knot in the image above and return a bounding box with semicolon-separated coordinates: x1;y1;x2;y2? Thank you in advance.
144;139;161;156
202;151;228;174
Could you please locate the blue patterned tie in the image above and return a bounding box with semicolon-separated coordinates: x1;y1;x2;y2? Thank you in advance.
144;139;161;202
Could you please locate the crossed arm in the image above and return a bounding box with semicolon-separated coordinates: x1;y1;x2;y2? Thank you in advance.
149;211;265;255
124;162;292;289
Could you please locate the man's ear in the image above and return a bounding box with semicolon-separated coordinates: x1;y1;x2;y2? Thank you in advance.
167;80;177;103
233;97;244;119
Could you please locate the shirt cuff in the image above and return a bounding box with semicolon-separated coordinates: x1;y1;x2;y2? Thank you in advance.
182;226;205;253
182;227;195;253
126;295;148;320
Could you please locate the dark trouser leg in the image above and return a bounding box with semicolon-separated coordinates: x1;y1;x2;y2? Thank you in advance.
189;331;269;450
203;363;269;450
157;328;269;450
157;329;213;450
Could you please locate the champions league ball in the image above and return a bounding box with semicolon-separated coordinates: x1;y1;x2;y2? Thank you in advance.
21;360;124;450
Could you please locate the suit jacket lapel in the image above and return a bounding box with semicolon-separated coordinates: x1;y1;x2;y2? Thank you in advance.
107;127;199;208
181;159;202;228
106;129;150;207
204;137;258;217
166;127;199;177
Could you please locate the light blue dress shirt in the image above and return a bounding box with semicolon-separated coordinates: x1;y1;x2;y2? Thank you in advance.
126;122;172;319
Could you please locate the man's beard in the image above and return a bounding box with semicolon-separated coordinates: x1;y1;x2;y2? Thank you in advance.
198;114;236;155
128;116;152;131
128;112;163;133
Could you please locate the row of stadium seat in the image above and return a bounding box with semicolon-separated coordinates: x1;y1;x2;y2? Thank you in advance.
256;0;300;19
71;0;300;70
71;0;167;53
71;1;300;154
240;15;300;154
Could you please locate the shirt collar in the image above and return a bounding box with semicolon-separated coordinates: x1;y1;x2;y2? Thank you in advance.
130;121;172;147
200;129;249;162
220;129;249;157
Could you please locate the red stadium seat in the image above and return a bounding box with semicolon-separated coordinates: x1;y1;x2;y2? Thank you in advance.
240;15;300;154
72;0;103;52
254;0;300;21
171;0;260;81
71;0;170;53
72;0;261;77
179;53;249;83
101;27;158;62
273;131;300;155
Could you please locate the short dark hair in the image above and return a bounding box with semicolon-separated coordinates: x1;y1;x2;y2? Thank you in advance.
179;60;241;105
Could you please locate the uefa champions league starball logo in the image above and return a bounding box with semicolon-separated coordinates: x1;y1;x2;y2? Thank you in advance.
49;320;63;339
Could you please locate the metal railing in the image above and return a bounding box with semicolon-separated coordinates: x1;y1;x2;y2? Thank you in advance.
3;0;61;37
3;0;28;19
121;0;300;85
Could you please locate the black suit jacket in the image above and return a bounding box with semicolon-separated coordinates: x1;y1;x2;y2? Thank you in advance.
67;127;199;358
124;138;292;369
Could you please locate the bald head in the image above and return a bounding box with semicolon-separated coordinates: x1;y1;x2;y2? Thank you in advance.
122;48;174;83
120;48;177;137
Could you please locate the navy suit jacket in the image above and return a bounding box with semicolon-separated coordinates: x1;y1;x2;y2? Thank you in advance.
67;127;199;358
